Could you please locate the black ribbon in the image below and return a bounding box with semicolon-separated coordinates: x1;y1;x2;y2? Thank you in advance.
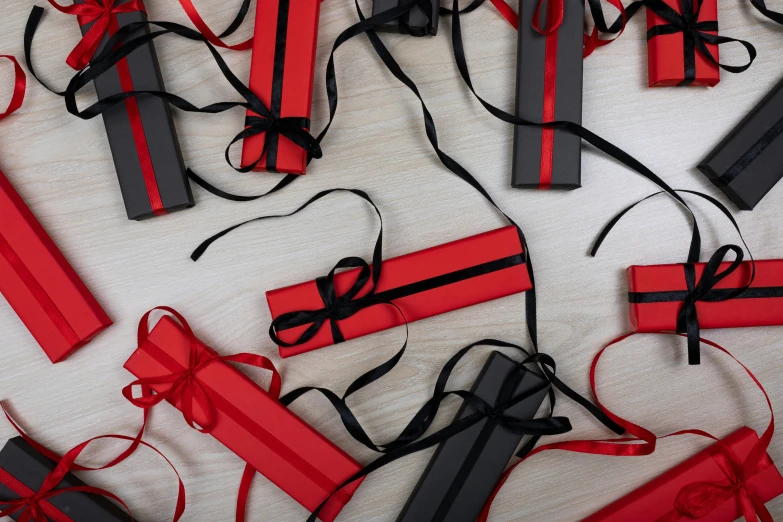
748;0;783;25
645;0;756;85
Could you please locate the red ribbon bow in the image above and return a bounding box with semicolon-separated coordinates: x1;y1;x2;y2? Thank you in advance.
46;0;146;70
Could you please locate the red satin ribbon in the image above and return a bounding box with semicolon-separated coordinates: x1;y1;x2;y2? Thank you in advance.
488;0;519;28
478;332;775;522
583;0;629;57
0;55;26;121
176;0;254;50
537;0;564;189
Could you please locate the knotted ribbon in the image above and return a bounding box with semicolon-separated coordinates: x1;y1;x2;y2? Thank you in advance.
45;0;146;70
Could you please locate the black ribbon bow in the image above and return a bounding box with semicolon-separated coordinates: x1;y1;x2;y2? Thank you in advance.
645;0;756;85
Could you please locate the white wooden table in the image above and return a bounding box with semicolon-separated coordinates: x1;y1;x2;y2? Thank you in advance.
1;1;782;520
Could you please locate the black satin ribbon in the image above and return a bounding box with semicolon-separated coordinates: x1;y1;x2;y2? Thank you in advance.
645;0;756;85
718;115;783;185
630;285;783;303
749;0;783;25
265;0;291;171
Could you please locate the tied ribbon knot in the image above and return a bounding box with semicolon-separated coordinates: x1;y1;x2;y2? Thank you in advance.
46;0;146;70
233;113;321;173
0;469;79;522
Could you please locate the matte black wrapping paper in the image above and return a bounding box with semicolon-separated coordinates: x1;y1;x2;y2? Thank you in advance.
371;0;439;36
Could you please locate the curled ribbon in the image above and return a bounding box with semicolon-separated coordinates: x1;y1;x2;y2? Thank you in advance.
45;0;146;70
0;55;26;121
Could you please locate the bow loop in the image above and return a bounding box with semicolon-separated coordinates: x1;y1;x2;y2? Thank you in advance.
227;115;320;173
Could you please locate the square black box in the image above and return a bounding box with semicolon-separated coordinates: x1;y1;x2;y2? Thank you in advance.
371;0;439;36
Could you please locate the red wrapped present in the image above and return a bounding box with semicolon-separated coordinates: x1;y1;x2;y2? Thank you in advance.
241;0;320;174
646;0;720;87
584;427;783;521
266;225;532;358
123;313;363;522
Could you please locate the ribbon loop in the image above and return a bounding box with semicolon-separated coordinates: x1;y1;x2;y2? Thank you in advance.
0;55;26;121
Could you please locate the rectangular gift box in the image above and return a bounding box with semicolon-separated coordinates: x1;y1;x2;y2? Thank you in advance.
266;225;531;358
583;427;783;521
0;170;112;363
512;0;583;189
241;0;320;175
371;0;439;36
396;351;549;522
627;259;783;332
646;0;720;87
123;315;363;522
697;76;783;210
0;436;131;521
76;0;194;220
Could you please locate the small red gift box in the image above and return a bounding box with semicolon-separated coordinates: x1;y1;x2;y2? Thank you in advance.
583;427;783;521
627;259;783;332
123;315;363;522
0;170;112;363
267;225;531;358
241;0;320;174
646;0;720;87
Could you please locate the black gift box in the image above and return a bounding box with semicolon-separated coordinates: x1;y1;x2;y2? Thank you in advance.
0;437;131;521
395;352;549;522
371;0;439;36
512;0;583;189
77;0;193;220
697;76;783;210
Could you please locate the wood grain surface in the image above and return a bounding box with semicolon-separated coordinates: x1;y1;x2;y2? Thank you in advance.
1;0;782;520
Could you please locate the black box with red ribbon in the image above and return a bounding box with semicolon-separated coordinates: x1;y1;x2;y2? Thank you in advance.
75;0;193;220
0;436;130;521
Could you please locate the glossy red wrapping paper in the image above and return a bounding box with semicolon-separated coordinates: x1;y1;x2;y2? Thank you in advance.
646;0;720;87
627;259;783;332
266;226;532;358
123;316;363;522
0;170;112;363
241;0;320;174
583;427;783;521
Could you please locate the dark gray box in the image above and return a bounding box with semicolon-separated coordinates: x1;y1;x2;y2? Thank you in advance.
371;0;439;36
396;351;549;522
697;76;783;210
0;437;132;521
77;0;194;220
512;0;583;189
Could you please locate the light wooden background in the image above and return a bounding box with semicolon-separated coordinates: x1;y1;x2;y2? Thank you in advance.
1;0;782;520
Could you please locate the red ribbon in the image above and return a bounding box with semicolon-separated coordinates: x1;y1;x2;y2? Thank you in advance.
477;332;775;522
0;55;26;121
175;0;254;50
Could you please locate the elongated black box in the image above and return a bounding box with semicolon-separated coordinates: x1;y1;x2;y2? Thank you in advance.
77;0;193;220
371;0;439;36
512;0;583;189
0;437;132;521
697;77;783;210
395;351;549;522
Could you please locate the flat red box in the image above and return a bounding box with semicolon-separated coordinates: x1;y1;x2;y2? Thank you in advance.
123;315;363;522
0;170;112;363
241;0;320;174
584;427;783;521
627;259;783;332
647;0;720;87
266;226;531;358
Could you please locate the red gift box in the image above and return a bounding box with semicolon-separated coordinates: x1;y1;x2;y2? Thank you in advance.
583;427;783;521
627;259;783;332
267;225;531;358
123;315;363;522
241;0;320;174
0;170;112;363
646;0;720;87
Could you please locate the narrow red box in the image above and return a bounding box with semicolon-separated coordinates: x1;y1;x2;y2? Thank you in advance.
584;427;783;521
0;170;112;363
267;226;531;358
646;0;720;87
241;0;320;174
123;315;363;522
627;259;783;332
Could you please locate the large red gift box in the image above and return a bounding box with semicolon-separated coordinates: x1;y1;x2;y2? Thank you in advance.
241;0;320;174
0;170;112;363
123;315;363;522
627;259;783;332
583;427;783;521
266;225;532;358
646;0;720;87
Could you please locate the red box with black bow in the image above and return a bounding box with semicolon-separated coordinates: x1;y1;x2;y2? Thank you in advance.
266;225;532;358
241;0;320;174
123;315;363;522
646;0;720;87
583;427;783;521
627;259;783;332
0;170;112;363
